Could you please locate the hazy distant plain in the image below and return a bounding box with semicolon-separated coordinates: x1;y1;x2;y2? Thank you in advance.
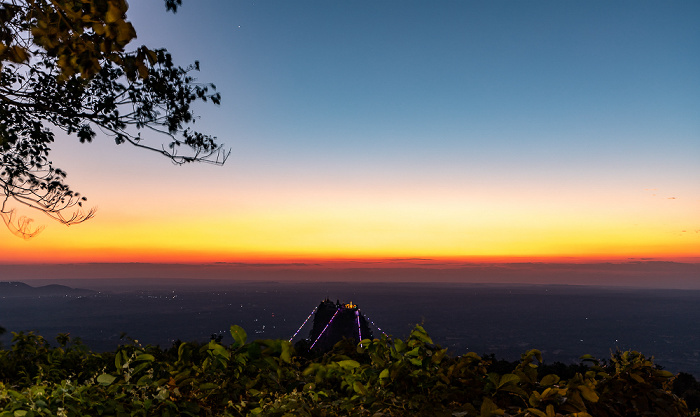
2;281;699;376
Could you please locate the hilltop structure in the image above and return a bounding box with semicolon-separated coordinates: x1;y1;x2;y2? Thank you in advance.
298;298;374;352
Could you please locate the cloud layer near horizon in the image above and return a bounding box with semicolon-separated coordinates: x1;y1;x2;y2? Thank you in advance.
4;260;699;290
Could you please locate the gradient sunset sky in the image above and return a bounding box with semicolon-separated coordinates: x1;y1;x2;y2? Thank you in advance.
1;1;698;266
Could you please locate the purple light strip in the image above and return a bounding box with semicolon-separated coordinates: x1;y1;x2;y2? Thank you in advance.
363;313;387;336
310;308;339;349
288;306;317;342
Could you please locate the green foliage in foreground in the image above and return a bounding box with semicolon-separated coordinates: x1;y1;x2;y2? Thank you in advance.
0;325;695;416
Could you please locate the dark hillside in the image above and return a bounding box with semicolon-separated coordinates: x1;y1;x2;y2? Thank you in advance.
0;281;95;297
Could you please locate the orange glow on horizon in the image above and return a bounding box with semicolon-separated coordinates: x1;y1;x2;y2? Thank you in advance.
2;245;698;266
1;180;697;266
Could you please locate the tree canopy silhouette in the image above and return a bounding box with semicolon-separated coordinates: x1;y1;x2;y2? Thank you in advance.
0;0;227;238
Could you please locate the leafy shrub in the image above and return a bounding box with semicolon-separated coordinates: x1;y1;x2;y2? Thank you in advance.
0;325;694;416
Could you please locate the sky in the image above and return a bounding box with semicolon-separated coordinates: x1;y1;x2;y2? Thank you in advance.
1;1;699;275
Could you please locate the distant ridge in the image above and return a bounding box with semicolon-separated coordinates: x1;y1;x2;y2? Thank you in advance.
0;281;95;297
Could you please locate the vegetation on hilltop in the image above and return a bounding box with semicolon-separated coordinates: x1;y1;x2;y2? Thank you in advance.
0;325;697;416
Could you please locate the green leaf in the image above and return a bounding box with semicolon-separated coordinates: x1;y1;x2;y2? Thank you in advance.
630;373;645;383
656;370;674;378
379;369;390;380
97;373;117;385
528;392;541;407
540;387;559;400
409;357;422;366
393;339;406;354
410;325;433;345
135;354;155;362
115;350;127;369
579;354;599;365
526;409;547;417
136;375;152;386
480;397;504;417
353;381;368;396
487;372;500;386
8;45;28;63
230;325;247;347
280;342;292;364
540;374;560;386
406;346;421;357
132;362;151;376
210;342;231;360
497;373;520;388
7;390;27;402
578;385;599;403
337;360;360;370
499;384;528;397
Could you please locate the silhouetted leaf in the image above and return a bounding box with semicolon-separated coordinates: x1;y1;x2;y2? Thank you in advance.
97;373;116;385
230;325;246;347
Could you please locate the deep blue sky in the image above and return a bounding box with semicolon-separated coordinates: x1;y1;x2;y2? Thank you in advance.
127;0;699;182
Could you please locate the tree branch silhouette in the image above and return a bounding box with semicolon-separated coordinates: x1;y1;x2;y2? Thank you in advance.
0;0;227;238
